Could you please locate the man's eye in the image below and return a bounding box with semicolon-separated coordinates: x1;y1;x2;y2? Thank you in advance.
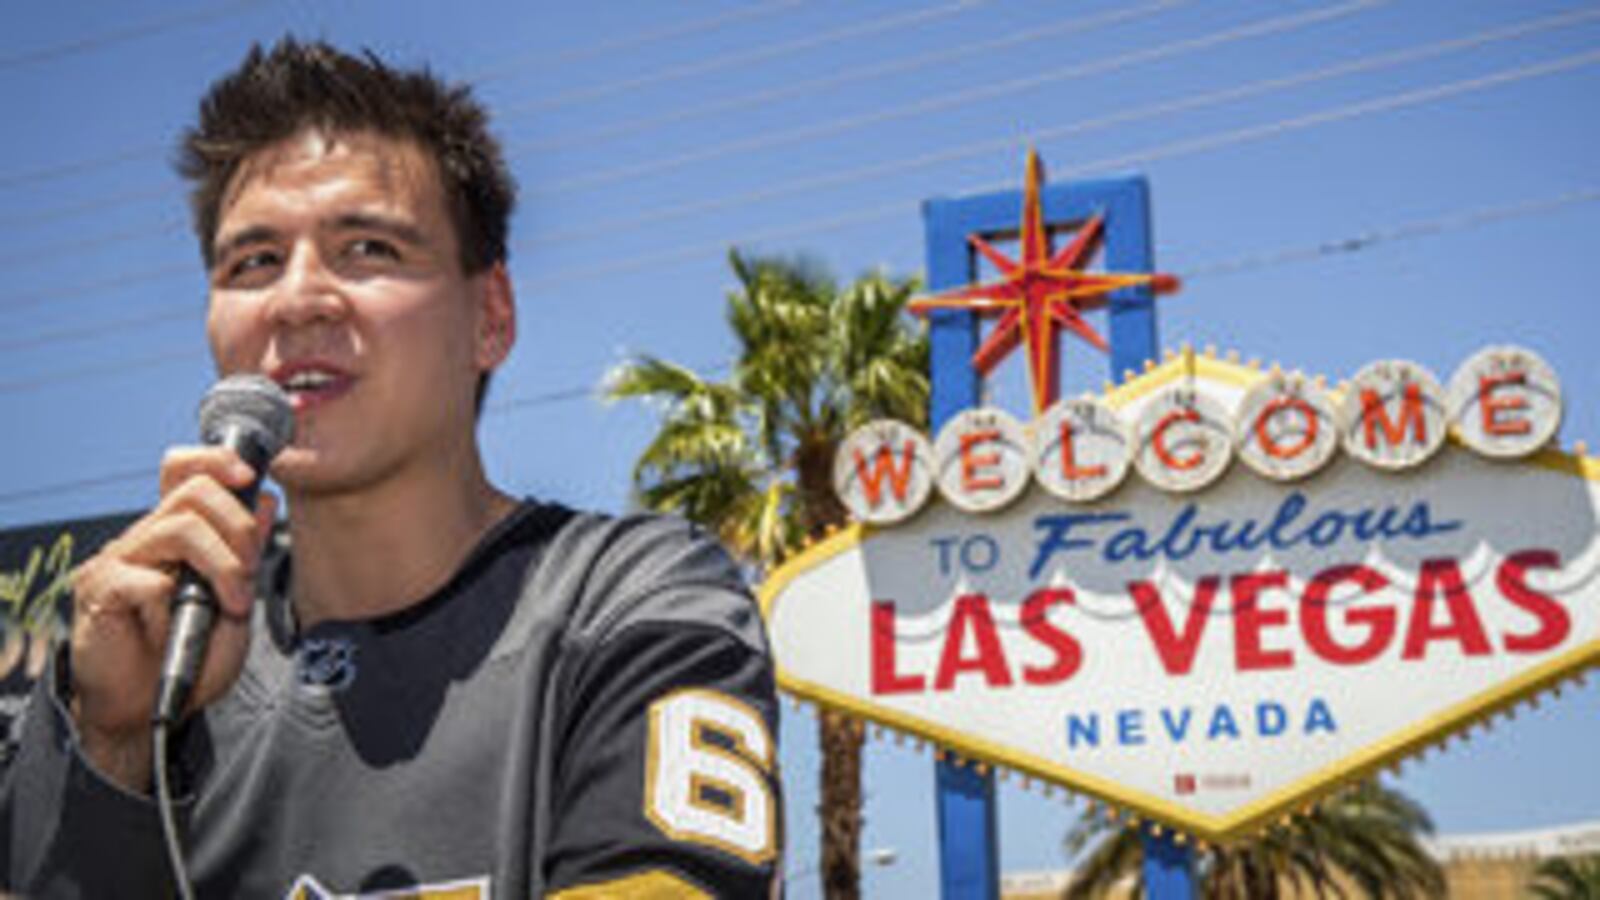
348;238;400;261
227;251;280;279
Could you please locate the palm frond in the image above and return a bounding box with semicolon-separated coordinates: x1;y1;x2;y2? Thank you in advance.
605;354;712;401
1060;781;1444;900
1527;853;1600;899
634;419;752;478
637;466;761;542
1063;819;1144;900
829;270;930;428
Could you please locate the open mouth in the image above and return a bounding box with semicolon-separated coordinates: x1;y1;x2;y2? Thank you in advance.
274;364;354;411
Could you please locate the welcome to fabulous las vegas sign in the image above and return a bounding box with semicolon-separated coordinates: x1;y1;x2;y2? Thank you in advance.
760;343;1598;841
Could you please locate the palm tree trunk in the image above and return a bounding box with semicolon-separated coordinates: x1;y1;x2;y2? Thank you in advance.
819;712;864;900
797;442;861;900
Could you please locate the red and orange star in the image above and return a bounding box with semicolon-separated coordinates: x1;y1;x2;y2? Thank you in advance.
910;150;1179;414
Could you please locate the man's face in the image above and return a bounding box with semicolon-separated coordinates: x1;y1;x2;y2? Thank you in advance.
206;130;513;496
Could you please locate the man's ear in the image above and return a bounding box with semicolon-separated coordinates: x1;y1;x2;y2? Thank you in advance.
475;262;516;372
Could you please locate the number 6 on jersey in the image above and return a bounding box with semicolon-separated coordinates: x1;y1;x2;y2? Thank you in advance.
644;689;778;864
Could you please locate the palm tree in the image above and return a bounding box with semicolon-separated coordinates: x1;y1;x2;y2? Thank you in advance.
1061;780;1444;899
1529;854;1600;899
606;249;929;899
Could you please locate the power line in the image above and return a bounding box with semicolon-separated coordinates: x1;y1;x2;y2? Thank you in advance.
499;0;994;116
0;358;731;505
3;182;1595;508
0;184;173;232
0;347;203;395
527;7;1600;248
0;466;157;507
487;359;738;414
0;262;196;316
0;0;992;224
465;0;808;84
6;3;1590;319
0;0;1185;254
530;0;1386;196
0;217;189;271
1180;187;1600;280
514;45;1600;291
0;304;196;353
0;0;974;193
3;37;1587;325
0;0;1273;308
512;0;1189;156
3;33;1591;321
0;0;270;71
0;0;1397;236
6;174;1592;398
1074;48;1600;183
0;0;806;191
0;143;167;192
0;0;1133;202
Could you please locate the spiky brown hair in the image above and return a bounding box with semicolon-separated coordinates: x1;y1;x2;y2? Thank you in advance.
178;36;516;276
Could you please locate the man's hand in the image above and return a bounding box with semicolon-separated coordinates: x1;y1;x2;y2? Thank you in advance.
67;446;277;792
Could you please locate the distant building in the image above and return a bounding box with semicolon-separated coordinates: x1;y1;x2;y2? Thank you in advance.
1001;819;1600;899
1426;819;1600;899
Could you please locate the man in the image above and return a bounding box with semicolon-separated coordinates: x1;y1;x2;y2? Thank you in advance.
1;39;781;898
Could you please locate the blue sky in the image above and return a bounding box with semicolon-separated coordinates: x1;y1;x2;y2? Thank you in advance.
2;1;1597;895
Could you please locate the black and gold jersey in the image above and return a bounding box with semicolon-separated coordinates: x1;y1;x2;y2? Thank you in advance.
4;501;782;898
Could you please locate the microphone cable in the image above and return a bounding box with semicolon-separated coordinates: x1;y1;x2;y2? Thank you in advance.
154;718;199;900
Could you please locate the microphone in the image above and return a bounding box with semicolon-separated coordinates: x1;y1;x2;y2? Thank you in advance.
152;374;294;726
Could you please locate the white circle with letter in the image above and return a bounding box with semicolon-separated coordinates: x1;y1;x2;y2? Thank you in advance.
1133;386;1233;493
1447;344;1562;459
932;407;1030;513
1032;396;1132;502
1338;359;1447;470
1234;371;1338;482
834;419;935;524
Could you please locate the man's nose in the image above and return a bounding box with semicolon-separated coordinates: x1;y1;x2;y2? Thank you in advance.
268;243;344;325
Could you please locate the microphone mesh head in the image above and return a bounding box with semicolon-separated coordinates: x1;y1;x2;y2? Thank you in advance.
198;374;295;459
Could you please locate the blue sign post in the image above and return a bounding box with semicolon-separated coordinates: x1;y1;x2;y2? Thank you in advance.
921;171;1193;899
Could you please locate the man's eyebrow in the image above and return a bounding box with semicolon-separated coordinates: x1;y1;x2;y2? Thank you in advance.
212;225;280;264
332;213;427;246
